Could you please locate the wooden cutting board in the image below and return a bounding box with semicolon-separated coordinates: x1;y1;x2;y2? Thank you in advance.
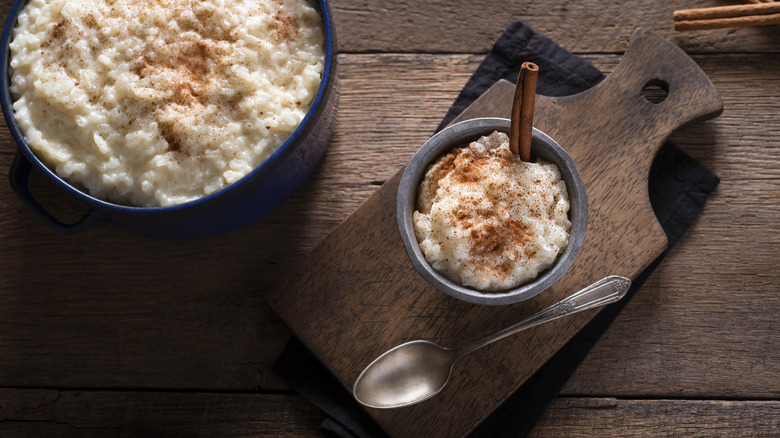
264;28;722;437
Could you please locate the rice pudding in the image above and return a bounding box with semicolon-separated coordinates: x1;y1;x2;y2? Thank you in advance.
9;0;325;207
413;130;571;292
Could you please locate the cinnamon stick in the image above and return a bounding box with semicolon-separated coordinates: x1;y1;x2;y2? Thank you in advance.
743;0;780;27
509;62;538;161
675;1;780;20
674;2;780;30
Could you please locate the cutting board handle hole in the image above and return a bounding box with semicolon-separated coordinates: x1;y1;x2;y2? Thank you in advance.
641;79;669;104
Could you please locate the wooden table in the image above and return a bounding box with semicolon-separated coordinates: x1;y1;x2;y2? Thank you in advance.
0;0;778;436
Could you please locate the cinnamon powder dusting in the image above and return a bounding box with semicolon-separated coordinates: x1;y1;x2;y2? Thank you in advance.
469;220;531;258
269;12;301;42
413;131;571;292
11;0;326;207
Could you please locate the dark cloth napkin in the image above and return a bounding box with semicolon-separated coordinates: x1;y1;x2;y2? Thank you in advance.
274;21;720;437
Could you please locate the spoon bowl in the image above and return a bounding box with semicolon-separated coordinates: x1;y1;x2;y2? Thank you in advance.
353;275;631;409
353;341;456;409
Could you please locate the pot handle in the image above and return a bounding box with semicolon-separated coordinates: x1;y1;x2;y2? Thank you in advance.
8;152;97;234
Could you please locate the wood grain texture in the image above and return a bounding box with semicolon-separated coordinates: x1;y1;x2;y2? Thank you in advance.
264;30;725;437
327;0;780;54
0;389;326;437
530;397;780;437
1;390;777;437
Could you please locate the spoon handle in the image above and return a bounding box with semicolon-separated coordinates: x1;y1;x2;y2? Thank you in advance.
455;275;631;357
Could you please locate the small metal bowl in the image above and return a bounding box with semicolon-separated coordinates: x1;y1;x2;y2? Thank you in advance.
396;117;587;305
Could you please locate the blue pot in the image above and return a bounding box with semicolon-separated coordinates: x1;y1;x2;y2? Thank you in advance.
0;0;339;239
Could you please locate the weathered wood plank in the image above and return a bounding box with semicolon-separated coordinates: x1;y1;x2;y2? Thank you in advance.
0;390;777;437
564;190;780;397
0;389;325;437
0;53;776;401
530;397;780;437
328;0;780;54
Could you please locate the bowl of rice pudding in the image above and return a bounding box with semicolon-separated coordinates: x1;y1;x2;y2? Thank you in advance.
0;0;338;238
397;117;587;305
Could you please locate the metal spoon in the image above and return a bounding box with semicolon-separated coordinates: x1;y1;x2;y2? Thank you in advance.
352;275;631;409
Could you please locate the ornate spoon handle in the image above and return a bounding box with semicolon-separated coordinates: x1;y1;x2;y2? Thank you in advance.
455;276;631;357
